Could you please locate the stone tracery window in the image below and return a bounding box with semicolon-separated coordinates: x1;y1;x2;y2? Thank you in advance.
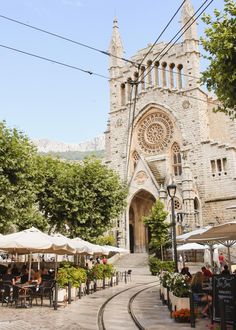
174;197;181;210
137;112;174;154
172;142;182;176
132;150;140;170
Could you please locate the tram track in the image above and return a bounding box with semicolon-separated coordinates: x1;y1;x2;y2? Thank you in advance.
97;280;159;330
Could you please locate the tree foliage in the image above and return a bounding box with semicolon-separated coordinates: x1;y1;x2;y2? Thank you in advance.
37;156;127;241
143;199;170;254
0;121;47;233
201;0;236;117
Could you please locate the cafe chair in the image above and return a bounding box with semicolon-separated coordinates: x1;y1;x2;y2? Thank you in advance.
11;285;32;308
31;280;54;307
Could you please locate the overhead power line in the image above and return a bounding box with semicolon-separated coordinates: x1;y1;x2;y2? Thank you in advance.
139;0;186;67
0;42;218;107
138;0;213;83
0;13;136;66
0;43;110;80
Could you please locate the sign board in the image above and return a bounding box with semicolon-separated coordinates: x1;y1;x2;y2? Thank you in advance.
213;275;236;325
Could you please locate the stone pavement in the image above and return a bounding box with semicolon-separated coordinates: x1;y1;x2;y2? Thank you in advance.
0;255;211;330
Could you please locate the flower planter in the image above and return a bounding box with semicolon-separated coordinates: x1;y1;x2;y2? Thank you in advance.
71;287;78;300
173;296;190;311
54;288;67;303
169;291;176;311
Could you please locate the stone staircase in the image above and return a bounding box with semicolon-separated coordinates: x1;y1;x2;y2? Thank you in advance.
113;253;150;275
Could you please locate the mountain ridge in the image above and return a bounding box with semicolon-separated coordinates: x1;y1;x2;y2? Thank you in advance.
33;135;105;153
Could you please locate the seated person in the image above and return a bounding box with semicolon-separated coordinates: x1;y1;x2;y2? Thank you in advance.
221;264;231;276
180;266;192;279
32;270;42;285
201;266;213;278
2;268;15;285
20;267;29;284
41;266;48;275
191;271;212;317
11;264;19;276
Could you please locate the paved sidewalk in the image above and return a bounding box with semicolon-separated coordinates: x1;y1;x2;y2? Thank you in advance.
0;265;211;330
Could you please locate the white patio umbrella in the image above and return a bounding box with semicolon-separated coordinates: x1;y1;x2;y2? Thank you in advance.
177;242;207;251
72;238;109;256
176;226;212;243
186;221;236;268
0;227;76;279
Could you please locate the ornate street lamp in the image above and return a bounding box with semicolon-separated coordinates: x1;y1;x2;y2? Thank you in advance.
167;182;178;272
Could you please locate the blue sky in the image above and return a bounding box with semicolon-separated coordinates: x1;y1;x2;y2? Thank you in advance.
0;0;224;143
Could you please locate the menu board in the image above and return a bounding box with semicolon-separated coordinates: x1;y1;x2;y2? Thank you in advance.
212;275;236;325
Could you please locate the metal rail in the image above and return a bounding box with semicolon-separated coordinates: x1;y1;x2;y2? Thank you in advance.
98;281;158;330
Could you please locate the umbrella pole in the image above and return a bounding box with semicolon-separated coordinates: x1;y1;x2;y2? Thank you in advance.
28;252;32;281
54;254;58;279
226;245;231;269
209;244;214;271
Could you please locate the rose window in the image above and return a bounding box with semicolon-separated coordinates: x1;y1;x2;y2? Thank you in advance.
137;112;174;154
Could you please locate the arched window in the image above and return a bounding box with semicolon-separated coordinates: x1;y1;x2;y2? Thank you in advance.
169;63;175;89
172;143;182;176
133;71;139;96
120;83;126;105
147;60;152;86
141;66;146;91
161;62;167;87
127;77;132;102
132;150;139;170
154;61;159;86
177;64;183;89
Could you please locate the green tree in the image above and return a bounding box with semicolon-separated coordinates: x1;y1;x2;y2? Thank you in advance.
201;0;236;117
0;121;47;233
143;199;170;255
37;156;127;241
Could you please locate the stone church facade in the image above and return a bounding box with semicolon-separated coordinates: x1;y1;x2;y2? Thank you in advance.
104;0;236;252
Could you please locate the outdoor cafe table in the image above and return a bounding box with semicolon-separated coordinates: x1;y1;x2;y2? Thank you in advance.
15;283;36;307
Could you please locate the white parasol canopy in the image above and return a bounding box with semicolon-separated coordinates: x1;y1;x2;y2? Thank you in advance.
177;242;207;251
0;227;76;255
72;237;109;255
176;226;212;243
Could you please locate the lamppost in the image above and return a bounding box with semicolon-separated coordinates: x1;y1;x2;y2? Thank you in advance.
167;182;178;273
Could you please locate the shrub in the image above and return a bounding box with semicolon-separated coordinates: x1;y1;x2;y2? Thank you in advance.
56;264;87;288
149;256;174;275
87;263;115;280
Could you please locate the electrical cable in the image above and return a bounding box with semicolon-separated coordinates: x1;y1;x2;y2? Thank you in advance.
0;14;136;66
0;43;110;80
138;0;213;83
0;12;201;82
0;42;218;107
139;0;186;67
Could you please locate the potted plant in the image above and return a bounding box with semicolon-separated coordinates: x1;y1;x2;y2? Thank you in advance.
56;263;87;301
172;308;190;323
159;271;172;303
168;273;190;311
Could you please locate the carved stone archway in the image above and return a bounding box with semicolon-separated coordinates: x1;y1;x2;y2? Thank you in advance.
129;190;156;253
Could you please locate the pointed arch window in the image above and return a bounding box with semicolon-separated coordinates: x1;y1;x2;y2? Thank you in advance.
120;83;126;105
172;143;182;176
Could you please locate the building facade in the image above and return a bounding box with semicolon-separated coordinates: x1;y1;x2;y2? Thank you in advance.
105;0;236;252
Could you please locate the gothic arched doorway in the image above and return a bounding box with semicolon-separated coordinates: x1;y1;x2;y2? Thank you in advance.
129;190;156;253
